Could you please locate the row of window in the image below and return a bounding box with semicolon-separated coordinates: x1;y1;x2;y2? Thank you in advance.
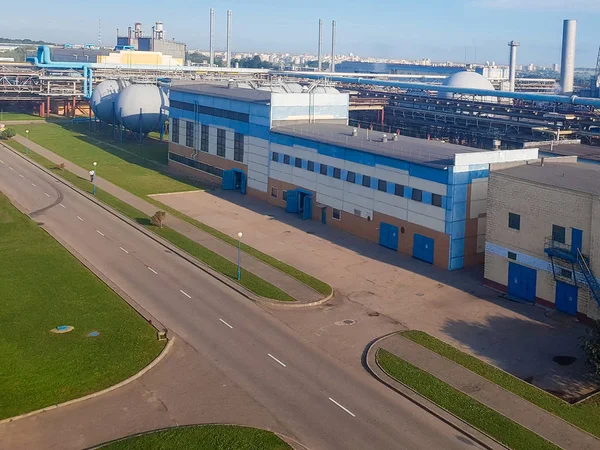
508;212;567;244
168;152;224;178
170;100;250;123
270;187;343;220
174;120;245;163
271;152;443;208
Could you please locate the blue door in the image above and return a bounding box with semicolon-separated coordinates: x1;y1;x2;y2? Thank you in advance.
286;190;298;213
321;207;327;224
239;171;247;195
508;262;537;303
222;170;235;190
302;194;312;220
379;222;399;251
413;234;434;264
571;229;583;256
556;281;578;315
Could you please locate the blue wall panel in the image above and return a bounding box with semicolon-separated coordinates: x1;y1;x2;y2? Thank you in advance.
409;165;449;184
422;192;432;205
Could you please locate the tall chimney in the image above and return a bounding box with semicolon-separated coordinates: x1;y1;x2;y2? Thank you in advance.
226;10;232;68
331;20;336;73
560;19;577;95
209;8;215;67
317;19;323;72
508;41;519;92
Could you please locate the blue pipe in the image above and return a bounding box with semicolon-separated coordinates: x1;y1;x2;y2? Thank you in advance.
287;73;600;108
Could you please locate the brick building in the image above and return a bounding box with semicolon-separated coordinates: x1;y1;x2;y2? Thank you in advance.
485;157;600;322
167;81;537;270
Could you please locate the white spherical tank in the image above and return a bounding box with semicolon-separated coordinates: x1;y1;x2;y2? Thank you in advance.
440;71;497;103
115;84;169;134
91;80;129;123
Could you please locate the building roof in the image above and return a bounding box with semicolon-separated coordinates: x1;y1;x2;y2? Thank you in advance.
170;82;272;104
272;123;488;168
538;142;600;163
494;161;600;196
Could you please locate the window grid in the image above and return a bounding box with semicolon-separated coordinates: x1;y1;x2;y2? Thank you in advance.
412;188;423;202
201;125;209;152
320;164;328;175
508;212;521;230
362;175;371;188
272;152;279;162
171;118;179;143
295;158;303;168
307;161;315;172
283;154;290;165
332;208;341;220
378;179;387;192
347;171;356;183
395;184;404;197
552;225;566;244
168;152;223;178
216;129;226;157
186;121;194;148
432;193;442;207
271;187;278;198
333;168;341;179
234;132;244;162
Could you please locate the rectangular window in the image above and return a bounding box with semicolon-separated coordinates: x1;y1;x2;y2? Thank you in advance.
552;225;566;244
185;121;194;147
282;190;287;201
234;132;244;162
295;157;303;168
378;179;387;192
333;167;341;179
560;268;572;279
271;187;278;198
307;160;315;172
171;118;180;143
216;129;226;157
362;175;371;188
320;164;328;175
283;154;290;165
347;171;356;183
354;208;362;216
412;188;423;202
508;212;520;230
201;124;209;152
272;152;279;162
168;152;223;178
332;208;341;220
432;193;442;207
394;184;404;197
508;251;517;261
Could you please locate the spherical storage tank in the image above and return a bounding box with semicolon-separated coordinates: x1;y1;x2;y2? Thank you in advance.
90;79;130;123
440;71;497;103
115;84;169;134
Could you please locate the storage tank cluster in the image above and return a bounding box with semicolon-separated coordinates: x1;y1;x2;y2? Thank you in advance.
90;81;169;134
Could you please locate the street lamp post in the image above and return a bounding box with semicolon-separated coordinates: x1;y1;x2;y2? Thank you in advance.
92;161;97;195
237;232;243;280
25;129;29;155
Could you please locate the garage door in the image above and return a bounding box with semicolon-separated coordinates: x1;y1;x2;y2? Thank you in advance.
413;234;434;264
508;262;537;303
379;222;399;251
555;281;578;316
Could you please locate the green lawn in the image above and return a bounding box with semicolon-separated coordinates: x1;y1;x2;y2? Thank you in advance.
2;140;294;302
401;330;600;438
376;349;558;450
100;425;291;450
0;192;165;420
0;112;44;121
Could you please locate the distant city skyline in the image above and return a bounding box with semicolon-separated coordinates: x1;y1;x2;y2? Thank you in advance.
3;0;600;66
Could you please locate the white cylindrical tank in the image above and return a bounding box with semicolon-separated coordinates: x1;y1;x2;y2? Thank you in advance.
90;79;130;123
115;84;169;134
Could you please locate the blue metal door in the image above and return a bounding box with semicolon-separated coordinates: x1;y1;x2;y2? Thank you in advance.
508;262;537;303
321;207;327;224
379;222;399;251
571;228;583;255
222;170;235;190
413;234;434;264
239;171;247;195
556;282;578;315
286;190;298;213
302;194;312;220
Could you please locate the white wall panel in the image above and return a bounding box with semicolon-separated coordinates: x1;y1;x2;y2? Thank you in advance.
316;153;344;168
271;161;292;174
317;174;344;190
408;201;446;221
408;177;447;196
316;193;343;210
293;176;317;192
317;183;344;201
248;171;268;184
344;160;375;177
470;199;487;219
270;168;293;184
342;201;373;218
346;183;375;199
346;193;374;210
290;146;318;161
247;178;268;193
374;201;408;221
407;211;445;233
248;152;269;167
248;137;269;149
374;167;409;186
471;179;488;200
374;190;408;209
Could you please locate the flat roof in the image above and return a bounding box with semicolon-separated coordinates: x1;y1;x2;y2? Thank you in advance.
272;123;487;168
170;81;272;104
495;161;600;196
538;143;600;163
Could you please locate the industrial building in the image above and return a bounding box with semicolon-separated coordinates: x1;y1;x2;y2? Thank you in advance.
484;158;600;322
167;81;537;270
116;22;186;62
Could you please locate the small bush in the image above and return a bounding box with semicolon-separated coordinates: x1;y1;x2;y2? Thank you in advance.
581;320;600;380
1;127;16;139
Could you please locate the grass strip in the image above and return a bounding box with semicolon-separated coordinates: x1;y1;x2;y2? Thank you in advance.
0;112;44;121
100;425;291;450
402;330;600;437
0;191;164;420
2;139;294;302
376;349;559;450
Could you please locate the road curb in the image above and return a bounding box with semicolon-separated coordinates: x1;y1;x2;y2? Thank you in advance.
364;333;507;450
0;337;174;425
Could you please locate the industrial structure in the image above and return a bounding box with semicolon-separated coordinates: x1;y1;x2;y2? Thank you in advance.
560;19;577;95
116;21;186;62
485;158;600;322
166;81;537;271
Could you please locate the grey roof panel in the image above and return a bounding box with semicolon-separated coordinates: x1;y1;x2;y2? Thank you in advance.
170;82;272;104
538;143;600;163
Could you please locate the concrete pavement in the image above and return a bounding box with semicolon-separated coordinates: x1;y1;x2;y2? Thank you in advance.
0;143;488;449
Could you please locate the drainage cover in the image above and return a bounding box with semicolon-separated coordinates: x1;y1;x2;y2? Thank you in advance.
88;331;100;337
335;319;356;326
553;355;577;366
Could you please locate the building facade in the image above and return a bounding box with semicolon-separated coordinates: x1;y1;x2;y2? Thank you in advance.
485;159;600;322
167;82;537;271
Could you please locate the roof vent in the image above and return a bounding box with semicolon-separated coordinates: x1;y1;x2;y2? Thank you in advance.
392;134;399;141
382;134;388;143
227;79;235;89
352;128;358;137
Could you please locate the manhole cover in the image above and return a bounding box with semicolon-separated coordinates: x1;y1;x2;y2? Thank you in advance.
367;311;380;317
415;293;424;297
335;319;356;326
553;355;577;366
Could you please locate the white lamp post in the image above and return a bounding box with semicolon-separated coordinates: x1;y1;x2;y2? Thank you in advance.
25;129;29;155
92;161;97;195
237;231;243;280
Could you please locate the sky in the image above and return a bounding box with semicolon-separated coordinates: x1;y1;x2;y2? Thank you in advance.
3;0;600;66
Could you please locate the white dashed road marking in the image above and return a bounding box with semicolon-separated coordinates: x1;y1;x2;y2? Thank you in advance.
96;230;105;237
328;398;356;418
219;318;233;329
9;166;13;171
19;174;24;178
119;247;129;254
31;183;36;187
147;267;158;275
267;354;287;368
77;216;84;222
59;203;66;208
44;192;50;198
180;290;192;299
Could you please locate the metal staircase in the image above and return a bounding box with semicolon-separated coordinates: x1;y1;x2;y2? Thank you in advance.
577;249;600;306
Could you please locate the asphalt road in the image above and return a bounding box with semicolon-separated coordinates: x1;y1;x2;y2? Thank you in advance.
0;146;483;450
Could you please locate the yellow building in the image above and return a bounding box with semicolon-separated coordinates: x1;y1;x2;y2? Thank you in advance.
97;51;183;66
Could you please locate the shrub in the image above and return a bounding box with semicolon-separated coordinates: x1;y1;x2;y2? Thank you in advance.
581;319;600;380
1;127;16;139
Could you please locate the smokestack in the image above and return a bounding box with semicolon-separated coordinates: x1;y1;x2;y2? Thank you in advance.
209;8;215;67
560;19;577;95
318;19;323;72
226;10;232;68
331;20;336;73
508;41;519;92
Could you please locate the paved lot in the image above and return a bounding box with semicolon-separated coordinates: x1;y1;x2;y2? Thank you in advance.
153;189;597;399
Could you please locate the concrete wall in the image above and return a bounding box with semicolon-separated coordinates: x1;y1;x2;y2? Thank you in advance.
271;92;349;124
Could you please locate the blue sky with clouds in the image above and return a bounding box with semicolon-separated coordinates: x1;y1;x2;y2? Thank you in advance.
3;0;600;66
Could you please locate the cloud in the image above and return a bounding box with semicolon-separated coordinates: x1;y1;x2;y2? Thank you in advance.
472;0;600;11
